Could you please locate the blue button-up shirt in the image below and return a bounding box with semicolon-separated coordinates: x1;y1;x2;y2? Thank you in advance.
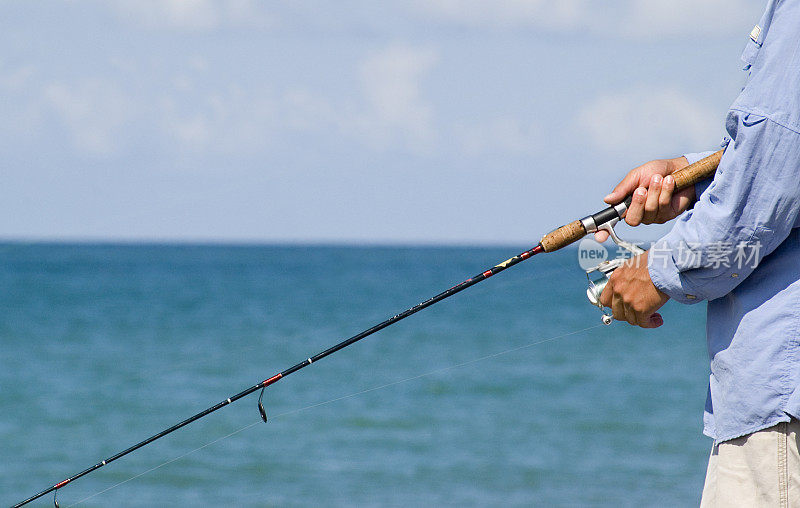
647;0;800;443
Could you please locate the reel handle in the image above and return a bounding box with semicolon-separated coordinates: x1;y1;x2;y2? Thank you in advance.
540;149;724;252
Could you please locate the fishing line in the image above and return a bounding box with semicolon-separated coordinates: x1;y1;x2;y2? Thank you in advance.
269;323;604;420
66;422;262;508
135;260;578;380
65;323;603;507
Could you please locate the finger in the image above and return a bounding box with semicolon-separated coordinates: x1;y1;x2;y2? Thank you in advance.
594;230;609;242
637;312;664;329
599;280;613;307
642;174;662;224
656;175;675;222
623;302;638;326
604;170;641;204
611;293;626;322
635;310;651;328
649;313;664;328
625;187;647;227
671;186;695;217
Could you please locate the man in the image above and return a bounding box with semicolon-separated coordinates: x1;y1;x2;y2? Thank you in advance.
596;1;800;506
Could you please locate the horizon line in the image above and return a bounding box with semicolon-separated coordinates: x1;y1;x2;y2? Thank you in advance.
0;236;558;250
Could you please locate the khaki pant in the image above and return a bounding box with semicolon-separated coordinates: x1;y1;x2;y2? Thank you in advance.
701;419;800;507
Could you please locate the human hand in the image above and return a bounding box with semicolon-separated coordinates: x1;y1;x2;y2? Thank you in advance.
599;251;669;328
595;156;695;242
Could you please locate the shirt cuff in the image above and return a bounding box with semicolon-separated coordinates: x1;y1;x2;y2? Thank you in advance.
648;240;706;304
683;150;718;199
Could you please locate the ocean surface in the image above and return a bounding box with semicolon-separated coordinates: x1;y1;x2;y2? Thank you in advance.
0;243;711;507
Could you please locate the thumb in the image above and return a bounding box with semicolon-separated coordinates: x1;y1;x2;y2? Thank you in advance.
645;313;664;328
604;170;641;204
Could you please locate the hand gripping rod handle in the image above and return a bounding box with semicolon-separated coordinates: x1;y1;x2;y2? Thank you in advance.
539;149;724;252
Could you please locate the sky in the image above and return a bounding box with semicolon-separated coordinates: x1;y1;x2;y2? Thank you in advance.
0;0;765;245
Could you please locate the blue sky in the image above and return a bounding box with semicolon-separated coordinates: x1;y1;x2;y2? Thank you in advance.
1;1;764;244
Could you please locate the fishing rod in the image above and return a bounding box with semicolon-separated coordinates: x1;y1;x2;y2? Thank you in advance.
13;149;723;508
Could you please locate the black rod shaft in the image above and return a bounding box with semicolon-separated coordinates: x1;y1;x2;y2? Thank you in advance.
13;244;543;508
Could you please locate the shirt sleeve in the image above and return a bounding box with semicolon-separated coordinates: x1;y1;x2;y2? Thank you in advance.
648;111;800;304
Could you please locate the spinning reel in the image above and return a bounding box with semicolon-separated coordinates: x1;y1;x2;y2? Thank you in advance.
583;219;645;325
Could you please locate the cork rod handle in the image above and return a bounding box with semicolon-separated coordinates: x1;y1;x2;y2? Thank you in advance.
671;149;723;189
540;220;586;253
539;149;724;252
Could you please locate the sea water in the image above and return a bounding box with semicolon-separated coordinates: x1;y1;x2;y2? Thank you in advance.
0;243;710;507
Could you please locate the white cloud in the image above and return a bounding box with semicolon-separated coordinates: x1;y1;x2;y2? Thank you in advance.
162;110;212;148
0;63;44;140
410;0;760;38
2;43;541;160
349;45;439;152
413;0;590;30
280;47;543;157
578;87;719;153
35;75;278;159
624;0;756;39
44;80;133;156
159;84;276;155
108;0;273;31
87;0;762;39
0;64;37;91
